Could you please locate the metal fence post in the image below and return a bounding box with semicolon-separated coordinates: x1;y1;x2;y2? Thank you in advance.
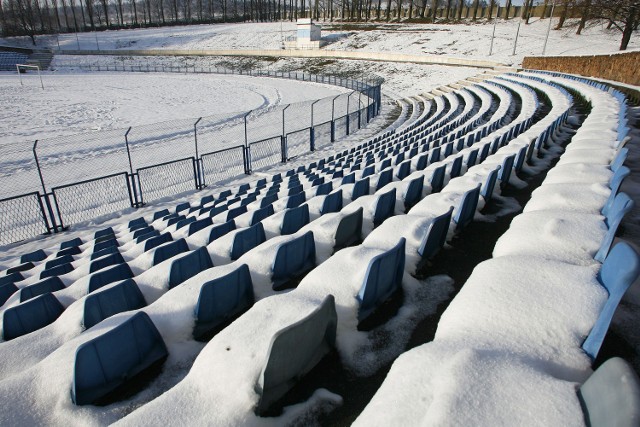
33;139;60;234
282;104;290;163
244;110;252;174
331;94;340;142
194;117;205;189
124;127;142;207
346;92;352;135
358;91;362;129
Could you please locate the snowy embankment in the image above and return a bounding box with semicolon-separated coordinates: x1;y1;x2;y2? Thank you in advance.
354;73;626;425
0;72;546;425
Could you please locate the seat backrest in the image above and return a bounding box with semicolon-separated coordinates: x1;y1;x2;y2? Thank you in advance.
143;232;172;252
209;220;237;244
416;153;428;171
281;204;310;236
321;189;343;215
466;149;478;168
3;293;65;340
251;205;275;226
418;207;454;260
450;156;463;179
397;161;411;180
272;231;316;291
429;146;441;164
352;177;370;201
91;245;119;261
20;276;65;303
95;227;114;240
45;254;74;270
71;311;168;406
90;252;125;274
93;238;119;254
20;249;47;264
334;208;364;252
481;166;501;200
583;242;640;360
153;238;190;266
315;182;333;196
499;154;516;189
403;175;425;212
168;246;213;289
60;237;82;250
193;263;254;341
56;246;82;258
128;218;147;232
188;217;213;236
603;168;631;217
231;223;266;261
83;279;147;330
136;230;160;245
361;165;375;179
175;216;196;231
578;357;640;427
40;262;74;280
357;238;406;322
255;295;337;415
514;145;528;173
611;147;629;172
0;282;19;306
342;173;356;185
376;169;393;191
227;205;248;222
373;188;397;228
152;209;170;221
430;165;446;193
604;192;634;227
454;184;481;231
133;226;155;240
175;202;190;214
87;263;134;293
286;191;306;209
261;193;278;208
595;197;634;263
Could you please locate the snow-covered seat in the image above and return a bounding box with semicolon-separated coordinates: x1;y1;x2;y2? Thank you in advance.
94;227;115;240
152;238;189;266
454;184;481;231
6;262;34;275
87;263;134;293
582;242;640;360
285;191;305;209
83;279;146;330
481;165;501;201
168;246;213;289
272;231;316;291
255;294;337;416
595;193;634;263
193;263;254;341
20;249;47;264
93;237;119;254
418;206;453;263
143;232;172;252
128;217;147;232
132;225;154;240
321;189;343;215
334;207;364;252
352;177;370;201
3;293;64;340
57;246;82;257
175;216;195;231
372;188;397;228
357;238;406;323
498;154;516;189
188;217;212;236
403;175;425;212
230;223;266;261
89;251;124;273
60;237;82;250
40;262;74;279
281;205;310;236
71;312;168;406
207;220;236;245
250;205;274;226
0;283;18;306
19;276;65;303
430;165;446;193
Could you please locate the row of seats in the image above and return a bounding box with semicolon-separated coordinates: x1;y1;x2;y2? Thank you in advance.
0;51;29;71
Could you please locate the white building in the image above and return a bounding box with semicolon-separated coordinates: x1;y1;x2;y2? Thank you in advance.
284;19;325;50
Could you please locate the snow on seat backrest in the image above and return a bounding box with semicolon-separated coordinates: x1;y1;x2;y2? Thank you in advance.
286;192;306;209
602;166;631;218
455;184;481;231
152;209;170;221
498;154;516;189
227;205;248;222
71;311;168;406
7;262;34;275
128;218;148;232
60;237;82;250
133;226;155;240
397;160;411;180
209;220;237;244
604;192;634;228
418;207;454;261
19;276;66;302
152;238;189;266
260;193;278;209
595;195;634;263
315;182;333;196
373;188;397;228
89;252;125;274
231;223;266;261
87;263;134;293
20;249;47;264
450;156;463;179
255;294;337;416
93;237;119;254
281;205;310;236
251;205;275;226
188;218;213;236
352;177;370;201
376;169;393;191
321;190;343;215
429;146;441;164
193;263;254;341
0;283;18;306
403;176;425;212
94;227;114;240
357;238;406;323
3;293;65;340
334;208;364;252
430;165;446;194
45;256;73;272
175;202;190;214
40;262;74;280
83;279;147;330
175;216;196;231
0;272;24;288
272;231;316;291
610;147;629;172
143;232;172;252
481;166;501;201
583;242;640;360
168;246;213;289
578;357;640;427
166;215;186;227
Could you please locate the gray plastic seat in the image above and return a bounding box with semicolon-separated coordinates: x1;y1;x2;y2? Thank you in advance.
254;295;337;416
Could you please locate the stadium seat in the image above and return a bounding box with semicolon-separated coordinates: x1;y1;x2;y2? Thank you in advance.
499;154;516;189
168;247;213;289
403;176;425;212
417;207;454;262
286;192;306;209
175;202;190;214
604;192;634;227
57;246;82;258
227;206;248;222
481;166;501;201
71;312;169;406
272;231;316;291
334;208;364;252
19;276;65;303
153;238;189;266
83;279;147;330
95;228;115;240
87;263;134;293
0;283;18;306
175;216;196;231
454;184;481;231
89;252;125;274
466;149;479;168
144;233;172;252
3;293;65;340
193;264;255;341
315;182;333;196
251;205;275;226
60;237;82;250
321;190;343;215
128;218;147;230
595;197;634;263
20;249;47;264
514;145;528;173
356;238;406;323
261;194;278;208
136;230;160;245
352;177;370;201
40;262;74;279
582;242;640;360
166;215;185;227
188;218;213;236
152;209;170;221
254;295;337;416
93;238;119;253
376;169;393;191
281;205;310;235
396;161;411;180
209;220;237;244
610;147;629;172
429;147;441;164
578;357;640;427
231;223;266;261
602;166;631;218
430;165;446;193
373;189;397;228
133;226;155;240
7;262;35;275
450;156;463;179
44;254;74;270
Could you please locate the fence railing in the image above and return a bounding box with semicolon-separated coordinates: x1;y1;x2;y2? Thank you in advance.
0;64;382;246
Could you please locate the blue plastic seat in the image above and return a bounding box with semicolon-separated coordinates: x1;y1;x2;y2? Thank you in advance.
7;262;34;275
499;154;516;189
251;205;275;225
376;169;393;191
240;195;257;207
40;262;74;279
57;246;82;258
455;184;481;231
255;295;337;416
90;252;125;274
219;189;233;199
611;147;628;172
315;182;333;196
334;208;363;252
261;193;278;208
582;242;640;360
429;147;441;164
416;154;428;171
481;166;501;201
193;264;254;341
153;238;189;266
227;205;247;222
281;205;310;235
199;195;215;207
352;177;370;201
166;215;185;227
95;228;114;240
604;192;634;228
373;188;397;228
208;220;237;244
60;237;82;250
152;209;170;221
595;194;634;263
0;283;18;306
357;238;406;322
286;192;306;209
272;231;316;291
602;166;631;219
3;293;65;340
142;232;171;252
175;216;196;231
466;149;479;168
231;223;266;261
578;357;640;427
404;176;425;212
430;165;446;193
83;279;147;330
45;254;74;270
93;238;119;254
361;165;375;179
417;207;453;261
128;218;147;231
321;190;343;215
514;145;528;173
19;276;65;302
287;185;303;197
20;249;47;264
396;161;411;180
71;312;168;406
87;263;134;293
479;143;491;163
168;246;213;289
188;218;213;236
175;202;190;214
450;156;463;179
133;226;154;240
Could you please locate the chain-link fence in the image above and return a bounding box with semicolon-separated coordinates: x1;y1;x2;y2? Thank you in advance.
1;64;382;245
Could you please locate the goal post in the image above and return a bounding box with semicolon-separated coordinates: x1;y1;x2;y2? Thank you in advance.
16;64;44;90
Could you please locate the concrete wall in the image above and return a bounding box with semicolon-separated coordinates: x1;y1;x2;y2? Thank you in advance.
523;51;640;86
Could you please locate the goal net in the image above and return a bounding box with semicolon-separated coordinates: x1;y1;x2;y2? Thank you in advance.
16;64;44;89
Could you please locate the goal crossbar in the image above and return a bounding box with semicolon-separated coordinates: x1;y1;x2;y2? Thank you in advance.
16;64;44;90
